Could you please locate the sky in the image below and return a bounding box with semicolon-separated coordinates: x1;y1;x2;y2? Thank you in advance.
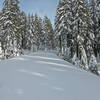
0;0;59;25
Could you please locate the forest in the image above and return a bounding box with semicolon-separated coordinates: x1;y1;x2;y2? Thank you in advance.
0;0;100;74
0;0;100;100
55;0;100;74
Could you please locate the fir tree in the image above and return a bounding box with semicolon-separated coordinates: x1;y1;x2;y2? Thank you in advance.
20;11;28;50
33;14;43;50
89;0;100;57
72;0;94;69
43;16;55;50
0;0;22;58
96;0;100;58
55;0;67;55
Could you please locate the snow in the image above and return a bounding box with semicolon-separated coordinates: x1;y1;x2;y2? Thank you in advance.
0;51;100;100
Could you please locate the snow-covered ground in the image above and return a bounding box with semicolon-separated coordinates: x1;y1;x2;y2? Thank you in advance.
0;51;100;100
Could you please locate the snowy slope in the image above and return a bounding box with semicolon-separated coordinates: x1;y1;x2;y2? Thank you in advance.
0;51;100;100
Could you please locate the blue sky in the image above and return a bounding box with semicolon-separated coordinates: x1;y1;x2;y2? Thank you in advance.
0;0;58;24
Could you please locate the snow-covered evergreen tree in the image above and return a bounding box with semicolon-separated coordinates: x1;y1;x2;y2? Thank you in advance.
72;0;95;69
55;0;74;58
54;0;98;70
33;14;44;51
0;12;3;59
89;0;100;57
77;35;88;69
43;16;55;50
0;42;3;59
20;11;29;50
0;0;22;58
27;14;45;52
26;13;33;50
84;1;95;62
96;0;100;58
55;0;67;55
89;54;98;75
38;16;45;50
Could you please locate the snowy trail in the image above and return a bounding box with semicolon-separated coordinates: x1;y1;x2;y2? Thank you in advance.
0;51;100;100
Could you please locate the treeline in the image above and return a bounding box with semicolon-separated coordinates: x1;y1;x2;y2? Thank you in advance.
0;0;100;74
55;0;100;71
0;0;55;59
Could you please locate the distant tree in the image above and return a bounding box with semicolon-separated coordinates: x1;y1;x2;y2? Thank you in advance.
20;11;28;50
43;16;55;50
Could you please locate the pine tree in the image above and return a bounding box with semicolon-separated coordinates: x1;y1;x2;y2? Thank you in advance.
55;0;67;55
96;0;100;58
84;1;95;63
30;14;44;51
37;16;45;50
89;54;98;75
0;0;22;59
20;11;28;50
89;0;100;57
65;0;75;59
72;0;95;69
33;14;43;50
43;16;55;50
0;12;3;59
9;0;22;56
55;0;75;60
30;14;37;52
27;13;33;50
27;14;45;51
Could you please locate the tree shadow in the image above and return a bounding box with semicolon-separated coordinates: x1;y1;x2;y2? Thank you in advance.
17;69;47;79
